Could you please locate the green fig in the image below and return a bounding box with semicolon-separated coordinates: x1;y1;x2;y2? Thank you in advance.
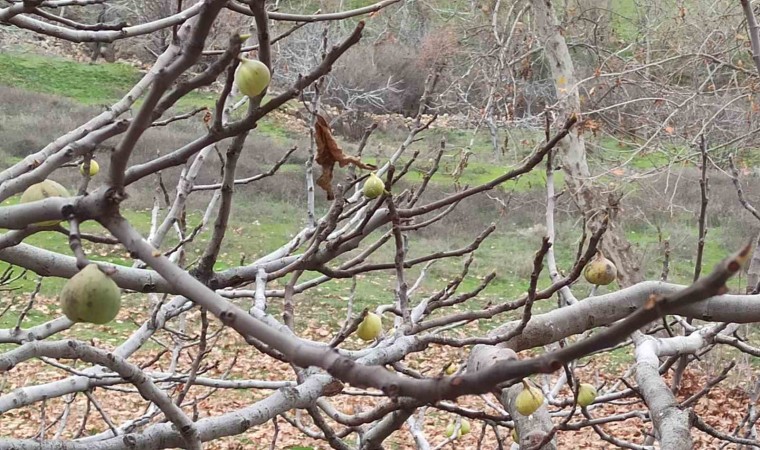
583;251;617;286
515;383;544;416
445;419;470;439
60;264;122;324
445;362;459;375
20;179;70;226
79;159;99;176
577;383;597;407
236;57;270;97
357;312;382;341
460;419;471;435
362;173;385;199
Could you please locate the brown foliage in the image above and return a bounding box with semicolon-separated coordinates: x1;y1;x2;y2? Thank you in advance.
314;114;376;199
418;26;459;70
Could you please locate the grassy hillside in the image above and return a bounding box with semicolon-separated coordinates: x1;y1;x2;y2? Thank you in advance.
0;52;218;106
0;52;138;104
0;51;752;351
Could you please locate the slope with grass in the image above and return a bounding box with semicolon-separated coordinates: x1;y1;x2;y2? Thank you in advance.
0;50;752;357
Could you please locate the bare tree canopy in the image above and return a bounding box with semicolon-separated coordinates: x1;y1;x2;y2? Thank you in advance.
0;0;759;449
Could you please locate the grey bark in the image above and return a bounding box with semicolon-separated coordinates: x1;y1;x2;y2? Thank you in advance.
504;384;556;450
491;281;760;352
746;233;760;293
633;334;692;450
468;345;556;449
530;0;641;286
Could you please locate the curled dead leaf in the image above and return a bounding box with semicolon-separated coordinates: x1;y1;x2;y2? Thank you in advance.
314;114;376;200
202;108;212;128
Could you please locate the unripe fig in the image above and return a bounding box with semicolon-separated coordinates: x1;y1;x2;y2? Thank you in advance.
515;383;544;416
583;251;617;286
357;312;382;341
460;419;471;435
445;419;470;439
60;264;121;324
79;159;99;176
236;57;270;97
20;179;70;226
577;383;597;407
362;173;385;199
445;362;459;375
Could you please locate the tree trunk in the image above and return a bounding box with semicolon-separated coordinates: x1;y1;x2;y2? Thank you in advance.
468;345;556;449
746;233;760;293
634;336;693;449
531;0;642;287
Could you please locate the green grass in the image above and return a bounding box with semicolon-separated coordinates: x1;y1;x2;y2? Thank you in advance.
610;0;639;42
0;193;309;293
256;116;293;144
0;52;140;104
728;147;760;167
176;91;218;109
344;0;375;8
625;225;742;289
402;160;566;192
0;52;226;109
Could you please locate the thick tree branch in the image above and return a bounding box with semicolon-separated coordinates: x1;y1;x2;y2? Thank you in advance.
0;340;201;450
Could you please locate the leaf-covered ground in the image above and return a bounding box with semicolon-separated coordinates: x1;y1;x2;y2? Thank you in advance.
0;294;754;449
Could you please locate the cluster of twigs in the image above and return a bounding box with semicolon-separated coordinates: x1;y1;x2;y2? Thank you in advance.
0;1;757;450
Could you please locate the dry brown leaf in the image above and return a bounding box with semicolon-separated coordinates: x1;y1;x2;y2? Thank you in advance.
314;114;376;200
202;108;212;128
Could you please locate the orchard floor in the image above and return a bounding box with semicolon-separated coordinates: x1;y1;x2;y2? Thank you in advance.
0;296;754;450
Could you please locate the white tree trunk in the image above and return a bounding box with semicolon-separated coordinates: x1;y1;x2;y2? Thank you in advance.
531;0;642;287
